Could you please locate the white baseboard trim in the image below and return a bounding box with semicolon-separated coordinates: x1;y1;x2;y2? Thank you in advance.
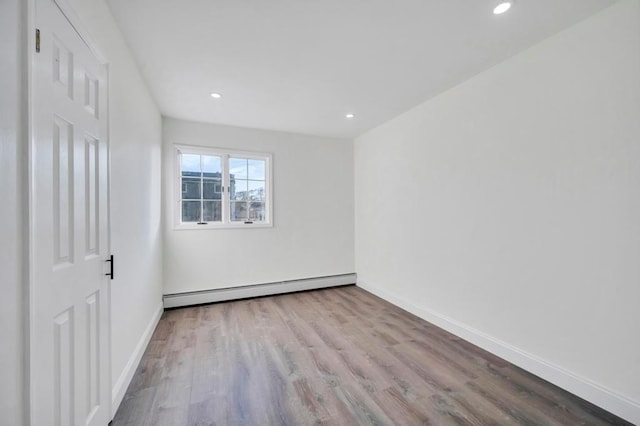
357;279;640;425
111;302;163;419
163;273;357;309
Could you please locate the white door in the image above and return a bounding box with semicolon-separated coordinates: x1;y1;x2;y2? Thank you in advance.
31;0;111;424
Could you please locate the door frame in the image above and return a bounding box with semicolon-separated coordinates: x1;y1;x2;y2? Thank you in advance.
26;0;112;421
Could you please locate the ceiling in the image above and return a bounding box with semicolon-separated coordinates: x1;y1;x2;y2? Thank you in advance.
107;0;616;139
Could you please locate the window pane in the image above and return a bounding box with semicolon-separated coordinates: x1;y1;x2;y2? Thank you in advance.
231;179;248;201
203;179;222;200
249;202;265;221
202;155;221;175
229;158;248;179
182;201;201;222
230;201;248;221
182;177;201;200
248;180;265;201
181;154;201;175
203;201;222;222
248;159;265;180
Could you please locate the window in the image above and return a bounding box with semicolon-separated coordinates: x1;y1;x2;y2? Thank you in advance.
175;145;272;228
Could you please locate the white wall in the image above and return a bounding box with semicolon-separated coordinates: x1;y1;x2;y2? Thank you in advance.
163;118;354;294
65;0;164;413
0;0;25;424
355;0;640;422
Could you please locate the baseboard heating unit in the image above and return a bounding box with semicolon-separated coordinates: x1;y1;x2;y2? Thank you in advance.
163;273;357;309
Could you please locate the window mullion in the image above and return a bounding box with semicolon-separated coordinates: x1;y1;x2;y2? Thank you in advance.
223;154;229;224
245;159;249;222
177;150;183;225
200;155;204;223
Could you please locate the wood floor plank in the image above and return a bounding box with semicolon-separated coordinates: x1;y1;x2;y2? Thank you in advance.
112;286;631;426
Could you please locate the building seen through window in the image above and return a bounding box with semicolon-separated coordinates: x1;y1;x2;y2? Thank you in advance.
178;149;269;226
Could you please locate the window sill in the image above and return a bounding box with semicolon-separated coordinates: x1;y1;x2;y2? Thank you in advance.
173;222;273;231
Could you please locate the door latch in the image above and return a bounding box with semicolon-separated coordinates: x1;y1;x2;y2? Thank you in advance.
105;255;114;280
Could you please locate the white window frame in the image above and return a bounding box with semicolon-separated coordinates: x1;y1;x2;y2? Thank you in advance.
174;144;273;229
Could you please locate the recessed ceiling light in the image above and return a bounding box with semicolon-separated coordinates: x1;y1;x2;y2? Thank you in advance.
210;92;222;99
345;113;355;119
493;1;513;15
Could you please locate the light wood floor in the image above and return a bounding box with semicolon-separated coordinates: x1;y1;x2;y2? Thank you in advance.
112;285;630;425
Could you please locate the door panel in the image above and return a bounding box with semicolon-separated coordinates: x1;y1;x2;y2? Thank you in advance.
32;0;110;424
